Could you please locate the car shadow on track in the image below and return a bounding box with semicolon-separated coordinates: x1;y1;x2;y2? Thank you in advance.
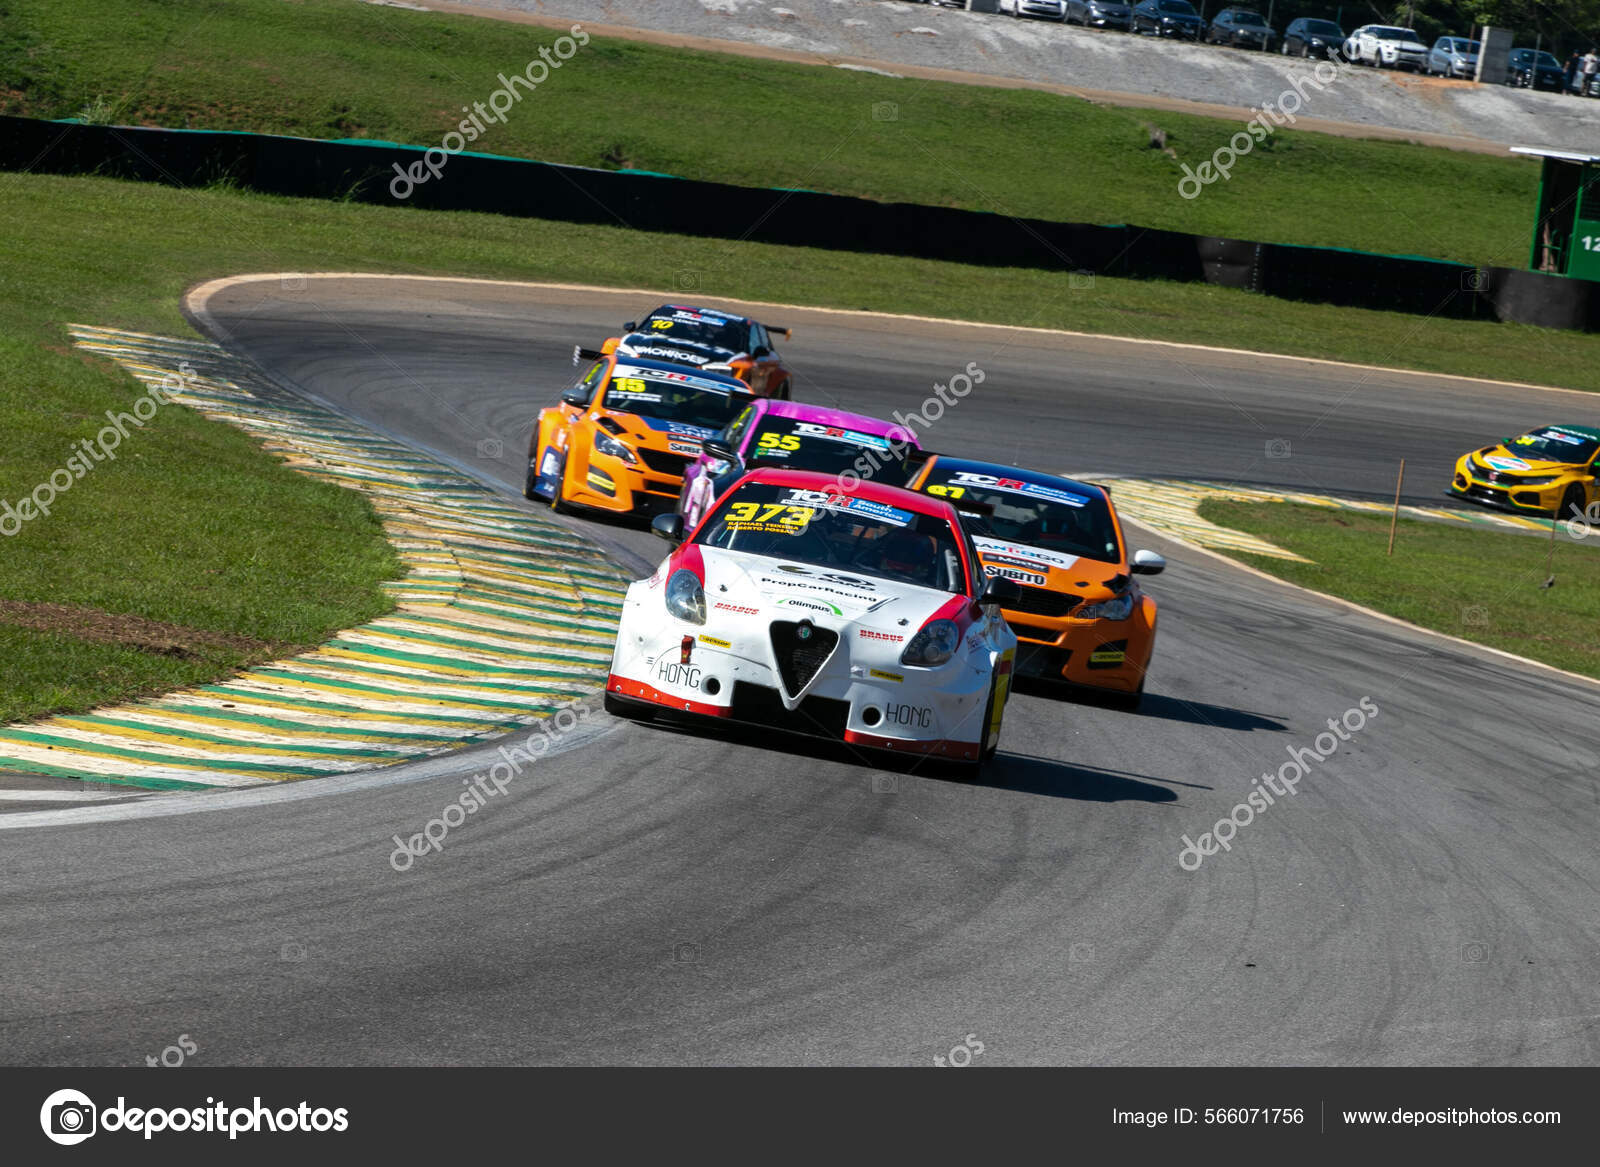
621;715;1192;803
1013;678;1287;733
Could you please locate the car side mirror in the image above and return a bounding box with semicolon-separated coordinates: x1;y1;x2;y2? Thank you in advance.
623;322;637;332
651;513;685;544
560;387;589;408
751;346;770;359
700;438;739;464
979;574;1021;608
1131;549;1166;575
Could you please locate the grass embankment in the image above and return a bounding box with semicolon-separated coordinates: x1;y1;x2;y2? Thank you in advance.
0;0;1538;266
1199;500;1600;679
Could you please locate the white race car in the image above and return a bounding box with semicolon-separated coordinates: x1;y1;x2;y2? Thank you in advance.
605;468;1021;773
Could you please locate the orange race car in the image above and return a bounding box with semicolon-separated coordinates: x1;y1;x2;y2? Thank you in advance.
525;351;754;518
907;456;1166;709
607;304;794;398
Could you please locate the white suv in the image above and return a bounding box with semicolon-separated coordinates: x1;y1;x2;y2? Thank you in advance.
1344;24;1429;70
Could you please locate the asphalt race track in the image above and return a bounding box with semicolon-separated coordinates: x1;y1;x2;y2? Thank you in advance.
3;275;1598;1066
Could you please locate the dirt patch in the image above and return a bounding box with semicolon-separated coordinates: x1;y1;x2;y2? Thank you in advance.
0;600;277;660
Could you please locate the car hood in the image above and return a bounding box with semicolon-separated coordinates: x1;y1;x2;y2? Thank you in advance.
973;536;1125;601
700;546;958;626
1473;444;1584;474
1385;39;1427;51
603;409;719;454
615;333;741;367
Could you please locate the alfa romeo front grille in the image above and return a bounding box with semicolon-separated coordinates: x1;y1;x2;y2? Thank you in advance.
769;621;839;696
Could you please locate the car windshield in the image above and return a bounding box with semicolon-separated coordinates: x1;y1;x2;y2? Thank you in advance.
1303;20;1342;34
1158;1;1196;13
637;308;747;352
696;482;968;594
1233;11;1267;26
1374;27;1419;40
742;416;916;485
1505;428;1600;463
920;468;1122;562
1533;50;1560;66
1457;40;1481;52
602;366;752;430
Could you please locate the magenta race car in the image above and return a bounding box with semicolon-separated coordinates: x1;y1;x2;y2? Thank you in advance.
677;399;922;528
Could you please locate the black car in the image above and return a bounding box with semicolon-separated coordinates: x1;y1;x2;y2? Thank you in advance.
1133;0;1204;39
1506;48;1565;92
1281;17;1344;58
1206;8;1273;49
1065;0;1134;29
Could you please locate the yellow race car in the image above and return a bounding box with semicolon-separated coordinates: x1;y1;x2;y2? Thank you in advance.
1449;424;1599;519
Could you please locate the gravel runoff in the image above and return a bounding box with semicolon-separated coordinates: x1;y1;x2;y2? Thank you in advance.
431;0;1600;154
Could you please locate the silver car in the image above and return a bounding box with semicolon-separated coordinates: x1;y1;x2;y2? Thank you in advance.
1066;0;1134;29
1426;36;1480;78
1002;0;1069;20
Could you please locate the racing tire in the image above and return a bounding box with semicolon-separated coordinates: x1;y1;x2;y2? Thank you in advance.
1559;484;1587;521
523;462;540;501
604;689;656;721
548;449;579;515
980;678;1002;762
1301;44;1310;58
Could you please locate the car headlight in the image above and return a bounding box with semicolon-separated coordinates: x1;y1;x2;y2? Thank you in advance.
664;569;706;624
1512;475;1560;487
1077;592;1137;621
593;431;637;465
901;619;960;668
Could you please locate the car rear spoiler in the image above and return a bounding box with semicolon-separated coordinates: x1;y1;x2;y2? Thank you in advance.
573;345;606;365
761;323;792;340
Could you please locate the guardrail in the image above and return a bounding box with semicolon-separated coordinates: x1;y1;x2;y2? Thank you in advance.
5;114;1593;332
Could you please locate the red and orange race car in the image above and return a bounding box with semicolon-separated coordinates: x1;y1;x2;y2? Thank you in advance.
525;352;754;518
607;304;794;398
907;456;1165;709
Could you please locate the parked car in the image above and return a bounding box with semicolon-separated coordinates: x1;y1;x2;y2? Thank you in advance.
999;0;1069;20
1065;0;1133;29
1280;17;1344;58
1205;8;1273;50
1506;48;1565;91
1344;24;1428;70
1132;0;1204;39
1426;36;1480;78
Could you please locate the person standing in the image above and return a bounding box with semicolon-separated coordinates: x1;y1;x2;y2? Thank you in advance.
1583;48;1599;96
1565;51;1581;94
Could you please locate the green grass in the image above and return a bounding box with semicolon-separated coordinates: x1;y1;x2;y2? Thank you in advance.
0;0;1540;267
1199;499;1600;679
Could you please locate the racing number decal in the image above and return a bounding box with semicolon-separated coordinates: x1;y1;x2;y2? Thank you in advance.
757;433;802;452
613;377;651;394
725;502;817;528
651;320;673;330
925;483;966;499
